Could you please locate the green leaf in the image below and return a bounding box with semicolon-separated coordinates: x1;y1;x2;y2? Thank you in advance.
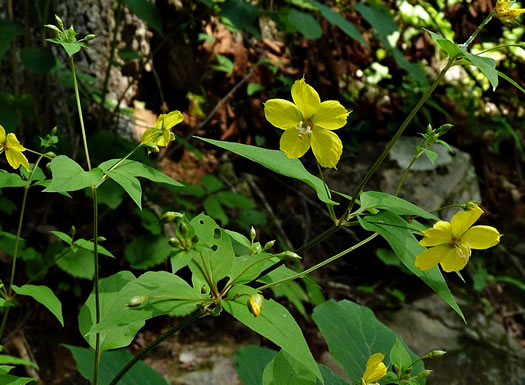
310;1;367;47
228;253;275;285
88;271;202;339
224;286;323;383
65;345;169;385
358;211;465;321
189;213;235;286
20;47;55;73
56;247;94;279
319;365;348;385
424;29;463;59
313;299;423;384
118;48;142;60
234;345;278;385
0;171;29;188
46;39;85;57
44;156;103;193
464;52;498;90
247;83;265;95
359;191;439;220
75;239;115;258
216;191;255;209
197;137;337;205
50;231;72;245
125;0;163;34
124;234;171;269
263;350;317;385
0;355;38;369
211;54;234;75
0;18;23;59
0;374;35;384
201;175;224;193
354;3;396;36
390;337;412;369
286;8;322;40
11;284;63;326
97;179;126;209
78;271;142;351
98;159;182;209
221;0;260;36
419;147;438;164
203;196;229;225
498;71;525;94
225;229;251;249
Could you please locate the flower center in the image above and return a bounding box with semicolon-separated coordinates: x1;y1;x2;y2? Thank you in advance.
295;119;313;137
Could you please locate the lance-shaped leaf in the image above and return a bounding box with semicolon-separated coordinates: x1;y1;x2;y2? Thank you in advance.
197;137;337;205
359;191;439;220
12;284;64;326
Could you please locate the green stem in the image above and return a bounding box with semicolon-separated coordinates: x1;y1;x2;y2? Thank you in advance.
92;187;101;385
97;0;123;131
316;161;336;223
221;254;278;297
295;224;339;255
257;233;378;291
344;58;454;218
0;155;44;339
108;310;206;385
70;56;92;170
461;10;496;50
95;144;142;188
394;142;425;196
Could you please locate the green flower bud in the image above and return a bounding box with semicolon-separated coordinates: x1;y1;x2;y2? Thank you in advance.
70;225;76;237
248;294;263;317
51;127;58;135
169;237;182;248
45;151;57;158
83;34;96;41
44;24;61;34
55;15;64;30
179;222;189;237
263;240;275;251
250;226;256;242
416;370;433;378
159;211;183;224
96;236;107;242
282;250;301;260
128;296;147;307
437;123;453;135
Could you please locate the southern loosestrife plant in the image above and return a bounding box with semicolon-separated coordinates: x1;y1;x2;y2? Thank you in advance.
0;5;521;384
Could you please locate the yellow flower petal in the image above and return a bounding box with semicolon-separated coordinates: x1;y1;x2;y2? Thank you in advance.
439;244;470;272
461;225;502;249
291;78;320;119
362;353;387;384
5;148;30;171
415;245;449;271
312;100;350;130
310;127;342;168
450;207;483;238
420;221;452;246
0;125;6;143
496;0;510;12
155;110;183;130
280;128;311;159
264;99;303;130
141;127;162;145
498;8;525;19
6;133;26;152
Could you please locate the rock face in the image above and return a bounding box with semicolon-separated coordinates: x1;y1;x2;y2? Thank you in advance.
327;136;481;220
383;295;525;385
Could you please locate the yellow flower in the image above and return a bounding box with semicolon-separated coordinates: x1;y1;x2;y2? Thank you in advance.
0;125;30;171
141;110;183;152
361;353;387;385
415;206;502;272
247;293;263;317
263;78;350;168
496;0;525;20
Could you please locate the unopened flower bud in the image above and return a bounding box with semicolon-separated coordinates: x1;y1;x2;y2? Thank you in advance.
416;370;433;378
96;236;106;242
84;34;96;41
54;15;64;29
159;211;183;224
45;151;56;158
70;226;76;237
263;240;275;251
128;296;147;307
168;237;182;248
179;222;189;237
438;123;453;135
248;294;263;317
283;251;301;260
249;226;256;242
428;350;446;358
44;24;61;34
51;126;58;135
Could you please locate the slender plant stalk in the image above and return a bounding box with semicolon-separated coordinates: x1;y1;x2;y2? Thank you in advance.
394;141;425;196
95;144;143;188
258;233;378;291
69;55;100;385
108;310;206;385
0;156;44;339
70;56;92;171
344;58;454;218
461;10;496;49
316;161;336;222
97;0;123;131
